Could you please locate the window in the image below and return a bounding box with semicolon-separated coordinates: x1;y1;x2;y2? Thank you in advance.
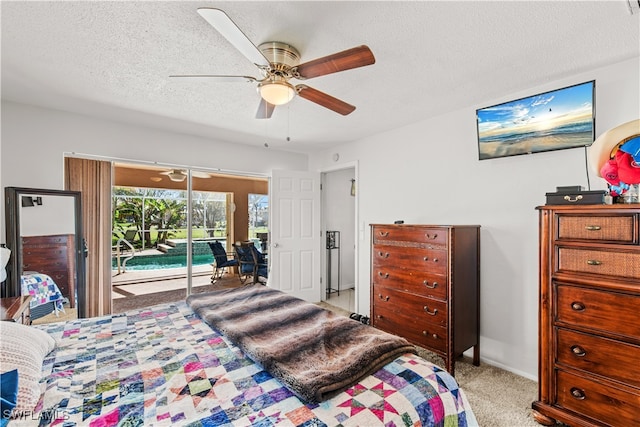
248;193;268;250
112;187;229;250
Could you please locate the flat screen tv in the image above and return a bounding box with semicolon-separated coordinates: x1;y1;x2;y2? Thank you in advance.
476;80;595;160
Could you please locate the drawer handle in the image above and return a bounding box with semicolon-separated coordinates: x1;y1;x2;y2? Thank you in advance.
570;387;586;400
425;233;438;240
378;272;389;279
585;225;601;231
423;280;438;289
423;306;438;316
378;231;389;237
422;257;439;262
571;345;586;357
422;331;439;340
378;294;390;301
377;251;389;258
571;302;586;311
563;195;583;203
586;259;602;266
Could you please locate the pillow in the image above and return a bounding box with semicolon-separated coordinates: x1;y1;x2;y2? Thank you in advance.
1;369;18;426
0;322;56;413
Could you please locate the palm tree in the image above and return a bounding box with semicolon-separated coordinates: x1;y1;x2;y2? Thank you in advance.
145;198;186;245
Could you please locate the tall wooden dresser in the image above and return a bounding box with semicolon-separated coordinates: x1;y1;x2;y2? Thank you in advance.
533;205;640;426
21;234;76;308
370;224;480;375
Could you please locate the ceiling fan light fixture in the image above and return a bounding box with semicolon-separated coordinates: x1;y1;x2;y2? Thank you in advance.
258;80;296;106
168;171;187;182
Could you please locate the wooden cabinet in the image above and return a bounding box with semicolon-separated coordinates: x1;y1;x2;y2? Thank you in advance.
1;295;32;324
21;234;76;308
533;205;640;426
370;224;480;375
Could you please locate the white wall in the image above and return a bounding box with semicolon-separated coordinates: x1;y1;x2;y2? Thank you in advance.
310;56;640;380
0;102;308;239
20;194;75;236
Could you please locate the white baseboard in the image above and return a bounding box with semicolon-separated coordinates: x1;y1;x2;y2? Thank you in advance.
475;355;538;382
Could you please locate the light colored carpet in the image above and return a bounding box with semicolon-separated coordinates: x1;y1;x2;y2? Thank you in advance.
31;305;77;325
317;301;540;427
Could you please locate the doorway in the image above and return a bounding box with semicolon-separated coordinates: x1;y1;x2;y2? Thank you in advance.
321;166;356;313
110;162;268;311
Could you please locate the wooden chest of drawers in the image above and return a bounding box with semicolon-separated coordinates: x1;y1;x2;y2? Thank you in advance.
533;205;640;426
22;234;76;308
370;224;480;375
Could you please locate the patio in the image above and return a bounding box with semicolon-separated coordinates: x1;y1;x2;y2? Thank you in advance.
112;261;216;297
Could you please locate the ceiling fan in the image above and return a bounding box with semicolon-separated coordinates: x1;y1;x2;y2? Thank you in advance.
159;169;211;182
170;8;376;119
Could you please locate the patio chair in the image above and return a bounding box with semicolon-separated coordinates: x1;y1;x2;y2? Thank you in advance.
208;241;238;283
233;241;268;284
114;229;138;253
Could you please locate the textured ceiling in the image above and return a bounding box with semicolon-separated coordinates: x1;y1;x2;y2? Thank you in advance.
2;1;639;153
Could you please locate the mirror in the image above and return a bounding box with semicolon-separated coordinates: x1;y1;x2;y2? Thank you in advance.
3;187;86;318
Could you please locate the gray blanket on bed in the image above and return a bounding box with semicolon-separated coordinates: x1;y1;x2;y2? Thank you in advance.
186;284;416;403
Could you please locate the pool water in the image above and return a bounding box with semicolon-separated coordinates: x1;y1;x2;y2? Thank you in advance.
112;253;214;271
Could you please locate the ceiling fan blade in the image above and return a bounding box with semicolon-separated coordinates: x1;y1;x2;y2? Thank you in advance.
256;99;275;119
294;45;375;80
192;171;211;179
296;85;356;116
197;8;270;68
169;74;257;83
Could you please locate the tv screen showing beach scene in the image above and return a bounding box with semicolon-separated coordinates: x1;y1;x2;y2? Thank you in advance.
476;81;595;160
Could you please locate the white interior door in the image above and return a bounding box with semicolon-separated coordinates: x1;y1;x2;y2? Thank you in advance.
269;170;321;302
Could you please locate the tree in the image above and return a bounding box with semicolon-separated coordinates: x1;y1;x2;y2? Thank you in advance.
112;189;144;247
144;198;186;245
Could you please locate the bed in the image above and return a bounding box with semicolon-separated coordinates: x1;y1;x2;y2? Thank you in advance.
1;285;478;426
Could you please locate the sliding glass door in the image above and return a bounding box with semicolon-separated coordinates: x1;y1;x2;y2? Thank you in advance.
110;164;235;311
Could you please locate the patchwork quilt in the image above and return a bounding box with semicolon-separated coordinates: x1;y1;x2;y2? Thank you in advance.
20;273;65;313
20;302;477;426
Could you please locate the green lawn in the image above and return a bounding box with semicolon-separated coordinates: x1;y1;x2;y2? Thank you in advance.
112;227;267;247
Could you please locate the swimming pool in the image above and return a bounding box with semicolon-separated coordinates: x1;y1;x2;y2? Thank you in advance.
112;253;214;271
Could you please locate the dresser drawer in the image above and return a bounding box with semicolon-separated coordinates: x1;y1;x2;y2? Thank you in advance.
556;369;640;426
557;328;640;388
23;235;70;246
372;245;447;271
557;214;637;243
372;266;447;300
556;284;640;340
23;246;69;258
373;298;447;352
23;259;69;271
557;247;640;280
373;284;448;328
46;271;71;285
372;226;447;246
